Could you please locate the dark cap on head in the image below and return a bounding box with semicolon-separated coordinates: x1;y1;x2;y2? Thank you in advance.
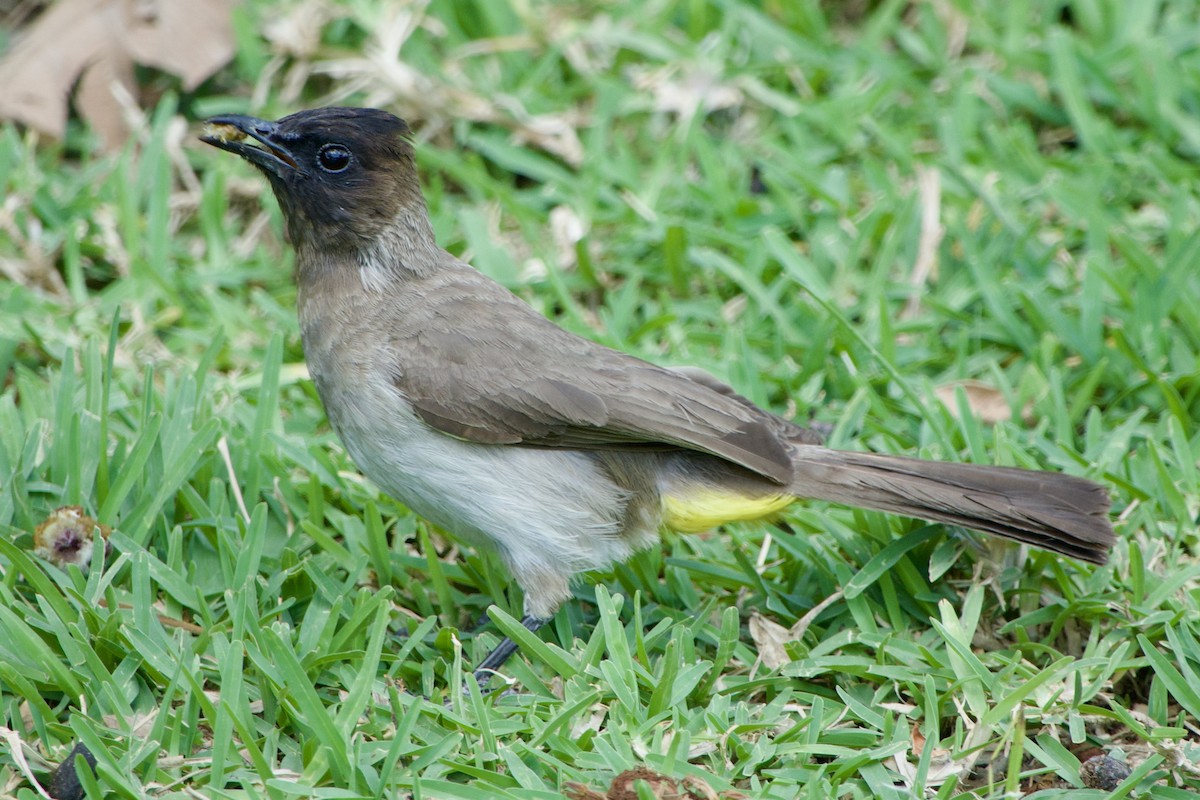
202;107;421;251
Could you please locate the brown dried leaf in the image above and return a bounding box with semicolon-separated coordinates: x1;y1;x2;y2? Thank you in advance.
569;703;608;741
901;165;943;320
628;62;743;125
101;710;158;739
18;702;35;736
0;0;235;149
748;611;791;670
125;1;236;89
933;379;1030;425
889;722;964;790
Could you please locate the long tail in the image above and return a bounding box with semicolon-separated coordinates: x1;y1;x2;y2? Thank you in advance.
788;445;1114;564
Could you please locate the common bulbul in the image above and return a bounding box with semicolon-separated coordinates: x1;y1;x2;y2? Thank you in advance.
202;107;1115;683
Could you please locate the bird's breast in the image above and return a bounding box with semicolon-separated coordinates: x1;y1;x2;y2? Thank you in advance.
296;286;656;569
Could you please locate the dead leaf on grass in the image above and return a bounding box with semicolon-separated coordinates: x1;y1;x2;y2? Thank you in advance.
101;710;158;740
933;380;1032;425
628;61;743;126
889;722;964;790
748;611;791;670
901;165;943;320
0;0;235;149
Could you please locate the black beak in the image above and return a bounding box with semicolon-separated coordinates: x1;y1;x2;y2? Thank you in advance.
200;114;301;178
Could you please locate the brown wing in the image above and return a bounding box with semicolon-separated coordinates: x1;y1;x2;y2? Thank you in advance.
390;272;796;485
665;366;824;446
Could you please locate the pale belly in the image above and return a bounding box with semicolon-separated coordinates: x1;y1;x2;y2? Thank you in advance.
310;368;657;615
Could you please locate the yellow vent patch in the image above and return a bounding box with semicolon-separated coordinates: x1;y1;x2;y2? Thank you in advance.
662;489;794;532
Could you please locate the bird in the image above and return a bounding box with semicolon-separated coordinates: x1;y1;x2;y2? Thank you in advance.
201;107;1115;684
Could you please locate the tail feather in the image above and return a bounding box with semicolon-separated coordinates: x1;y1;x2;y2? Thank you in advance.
788;445;1114;564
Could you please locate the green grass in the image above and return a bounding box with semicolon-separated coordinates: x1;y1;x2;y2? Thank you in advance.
3;0;1200;797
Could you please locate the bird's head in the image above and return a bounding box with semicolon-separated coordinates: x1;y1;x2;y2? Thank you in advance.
201;107;426;254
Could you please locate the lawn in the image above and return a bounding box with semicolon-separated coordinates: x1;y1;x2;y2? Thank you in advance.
2;1;1199;798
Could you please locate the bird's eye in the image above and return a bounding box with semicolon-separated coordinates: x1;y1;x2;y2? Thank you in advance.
317;144;352;173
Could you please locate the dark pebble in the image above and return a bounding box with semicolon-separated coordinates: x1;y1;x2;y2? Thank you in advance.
1079;755;1131;791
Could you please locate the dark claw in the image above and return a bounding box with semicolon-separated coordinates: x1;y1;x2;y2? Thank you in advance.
470;614;549;687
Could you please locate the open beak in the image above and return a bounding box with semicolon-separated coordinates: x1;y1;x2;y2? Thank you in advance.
200;114;301;178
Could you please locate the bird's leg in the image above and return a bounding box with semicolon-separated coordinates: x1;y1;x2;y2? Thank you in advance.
467;608;495;634
471;614;548;686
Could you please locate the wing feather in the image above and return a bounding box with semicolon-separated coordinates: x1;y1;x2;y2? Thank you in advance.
393;271;798;484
